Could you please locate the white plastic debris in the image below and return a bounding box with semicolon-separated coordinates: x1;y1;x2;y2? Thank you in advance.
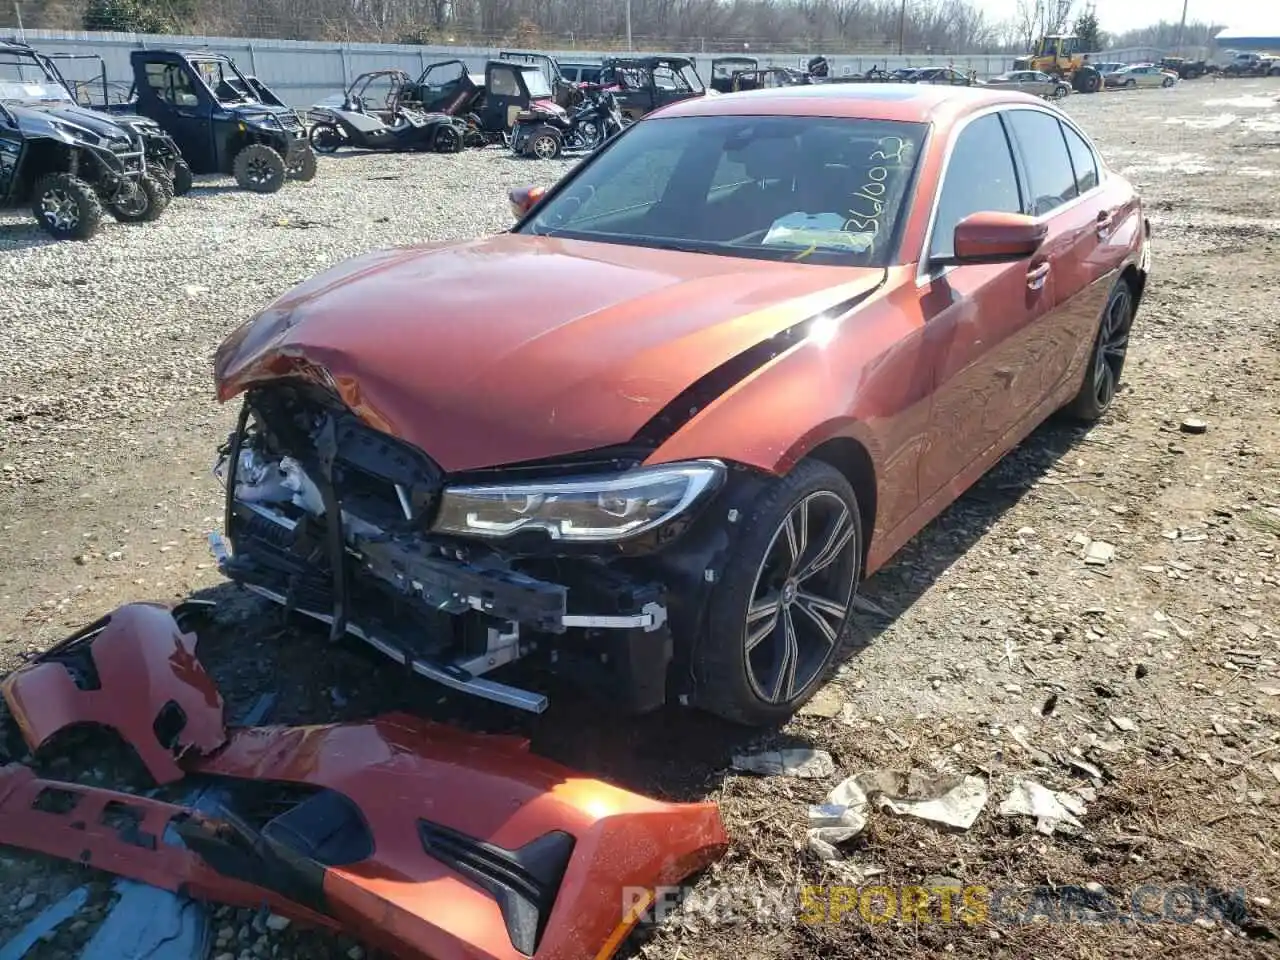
856;770;988;830
732;747;834;779
998;777;1086;835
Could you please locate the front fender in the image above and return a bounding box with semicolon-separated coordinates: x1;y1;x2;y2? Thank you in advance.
642;274;935;555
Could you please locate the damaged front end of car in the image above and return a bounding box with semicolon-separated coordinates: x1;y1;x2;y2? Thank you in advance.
210;381;731;714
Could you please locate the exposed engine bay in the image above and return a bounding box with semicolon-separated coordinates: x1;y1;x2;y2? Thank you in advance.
212;383;688;714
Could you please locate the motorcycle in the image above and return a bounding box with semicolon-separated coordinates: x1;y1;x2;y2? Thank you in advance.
509;89;624;160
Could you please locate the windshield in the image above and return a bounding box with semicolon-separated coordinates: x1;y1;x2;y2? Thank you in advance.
0;55;73;103
523;69;553;98
192;58;259;106
519;115;925;267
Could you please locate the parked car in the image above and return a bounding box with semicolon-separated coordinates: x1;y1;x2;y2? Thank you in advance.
210;84;1150;726
1105;64;1177;89
986;69;1071;99
907;66;982;85
1093;62;1126;77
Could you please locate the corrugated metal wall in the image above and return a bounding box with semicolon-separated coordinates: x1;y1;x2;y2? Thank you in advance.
12;28;1058;107
13;28;1173;108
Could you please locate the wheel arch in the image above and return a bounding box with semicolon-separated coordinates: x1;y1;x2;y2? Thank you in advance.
1120;262;1146;312
802;436;877;572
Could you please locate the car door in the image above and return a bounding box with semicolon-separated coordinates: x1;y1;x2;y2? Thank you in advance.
1002;107;1121;409
915;110;1056;502
1032;71;1053;96
137;58;215;172
484;62;528;132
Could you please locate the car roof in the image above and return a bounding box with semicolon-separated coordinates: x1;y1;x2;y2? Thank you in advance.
651;82;1047;124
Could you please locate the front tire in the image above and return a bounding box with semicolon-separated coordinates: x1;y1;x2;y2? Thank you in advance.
309;123;344;154
1064;280;1134;422
233;143;286;193
286;145;318;181
526;126;563;159
107;172;169;223
31;173;103;241
171;161;193;196
693;460;863;726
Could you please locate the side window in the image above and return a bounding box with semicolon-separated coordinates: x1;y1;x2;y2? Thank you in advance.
1061;122;1100;193
928;113;1021;261
1003;109;1078;216
488;67;520;97
143;62;198;106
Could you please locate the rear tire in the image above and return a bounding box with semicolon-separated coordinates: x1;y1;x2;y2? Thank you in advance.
233;143;286;193
108;172;169;223
1073;66;1101;93
692;459;864;726
31;173;102;241
1063;280;1134;422
433;122;463;153
286;145;318;181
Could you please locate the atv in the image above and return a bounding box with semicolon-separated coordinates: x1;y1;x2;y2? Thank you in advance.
308;70;467;155
38;48;193;196
105;49;316;194
0;39;169;240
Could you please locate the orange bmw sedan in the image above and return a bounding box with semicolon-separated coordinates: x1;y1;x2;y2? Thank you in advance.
211;83;1151;726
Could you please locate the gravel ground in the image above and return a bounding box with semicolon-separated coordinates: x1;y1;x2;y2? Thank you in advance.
1;78;1279;959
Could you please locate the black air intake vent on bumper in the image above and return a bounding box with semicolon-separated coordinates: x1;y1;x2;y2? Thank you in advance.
418;820;576;956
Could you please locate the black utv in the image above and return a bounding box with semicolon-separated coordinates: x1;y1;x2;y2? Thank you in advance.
39;48;192;196
1;38;168;240
105;49;316;194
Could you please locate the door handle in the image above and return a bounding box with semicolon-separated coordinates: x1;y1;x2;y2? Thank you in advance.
1026;261;1051;290
1096;209;1115;234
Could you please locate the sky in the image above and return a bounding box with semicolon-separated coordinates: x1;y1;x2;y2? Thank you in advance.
973;0;1274;37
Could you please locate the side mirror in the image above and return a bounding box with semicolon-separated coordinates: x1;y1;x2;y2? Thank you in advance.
508;184;546;219
947;211;1047;264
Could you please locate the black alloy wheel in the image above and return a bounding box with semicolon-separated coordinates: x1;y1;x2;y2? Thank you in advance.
693;459;864;726
1064;280;1134;421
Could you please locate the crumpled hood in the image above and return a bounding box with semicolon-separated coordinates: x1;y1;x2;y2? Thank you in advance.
214;233;884;472
10;101;136;143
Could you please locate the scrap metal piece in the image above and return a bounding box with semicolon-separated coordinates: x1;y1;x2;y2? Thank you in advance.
0;764;333;929
186;713;729;960
0;603;227;784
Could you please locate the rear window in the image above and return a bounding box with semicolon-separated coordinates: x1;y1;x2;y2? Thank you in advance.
519;114;926;267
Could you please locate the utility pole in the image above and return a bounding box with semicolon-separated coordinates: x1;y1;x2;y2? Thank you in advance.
1174;0;1189;53
626;0;633;51
12;1;24;40
897;0;906;55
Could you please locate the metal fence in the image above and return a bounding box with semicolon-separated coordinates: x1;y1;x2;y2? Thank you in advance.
9;28;1173;108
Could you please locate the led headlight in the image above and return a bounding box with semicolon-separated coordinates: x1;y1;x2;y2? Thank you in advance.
431;460;726;542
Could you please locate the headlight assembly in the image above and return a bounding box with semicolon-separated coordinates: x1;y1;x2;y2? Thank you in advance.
431;460;726;542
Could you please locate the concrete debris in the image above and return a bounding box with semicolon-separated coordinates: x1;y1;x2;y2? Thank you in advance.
732;747;834;779
1083;540;1116;566
798;686;845;719
998;777;1086;835
1110;716;1138;732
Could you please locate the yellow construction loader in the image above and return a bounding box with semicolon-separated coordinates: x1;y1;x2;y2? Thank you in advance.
1013;34;1102;92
